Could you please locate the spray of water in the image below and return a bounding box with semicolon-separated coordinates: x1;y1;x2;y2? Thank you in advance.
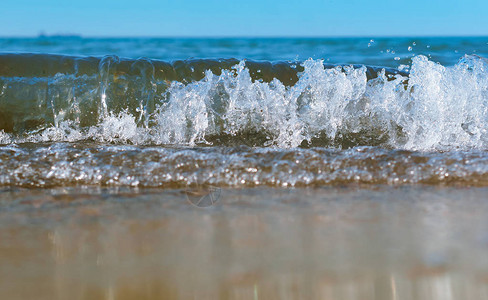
1;55;487;150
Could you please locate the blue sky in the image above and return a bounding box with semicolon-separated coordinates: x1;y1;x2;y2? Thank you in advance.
1;0;487;37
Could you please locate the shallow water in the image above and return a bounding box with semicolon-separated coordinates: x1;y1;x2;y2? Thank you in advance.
2;143;488;188
2;37;488;299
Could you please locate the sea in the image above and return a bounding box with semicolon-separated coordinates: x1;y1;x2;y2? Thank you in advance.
2;37;488;299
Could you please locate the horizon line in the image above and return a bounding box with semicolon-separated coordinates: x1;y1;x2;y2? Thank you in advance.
0;34;488;39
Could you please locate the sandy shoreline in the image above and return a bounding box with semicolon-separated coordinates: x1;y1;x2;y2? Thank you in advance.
1;185;488;299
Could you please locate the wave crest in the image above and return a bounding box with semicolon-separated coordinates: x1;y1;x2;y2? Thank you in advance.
1;54;488;150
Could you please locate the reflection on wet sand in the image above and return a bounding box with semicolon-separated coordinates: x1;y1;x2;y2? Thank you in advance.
1;186;488;299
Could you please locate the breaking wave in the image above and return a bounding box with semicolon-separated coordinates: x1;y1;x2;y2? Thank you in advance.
0;53;487;151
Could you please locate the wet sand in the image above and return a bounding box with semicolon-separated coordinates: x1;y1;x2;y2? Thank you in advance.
1;186;488;299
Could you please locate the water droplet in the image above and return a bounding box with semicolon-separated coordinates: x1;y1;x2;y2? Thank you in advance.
408;46;413;51
394;57;401;61
412;42;416;46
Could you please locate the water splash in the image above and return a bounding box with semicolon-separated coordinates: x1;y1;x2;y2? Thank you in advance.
0;54;488;151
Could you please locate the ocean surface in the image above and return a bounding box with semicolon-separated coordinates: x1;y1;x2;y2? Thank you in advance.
2;37;488;299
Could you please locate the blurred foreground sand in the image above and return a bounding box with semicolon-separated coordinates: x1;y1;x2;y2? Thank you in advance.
1;186;488;299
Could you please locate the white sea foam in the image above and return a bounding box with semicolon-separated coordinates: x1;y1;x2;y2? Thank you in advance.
149;55;488;150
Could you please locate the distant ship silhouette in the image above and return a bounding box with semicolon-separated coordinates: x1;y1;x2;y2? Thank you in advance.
38;31;82;38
